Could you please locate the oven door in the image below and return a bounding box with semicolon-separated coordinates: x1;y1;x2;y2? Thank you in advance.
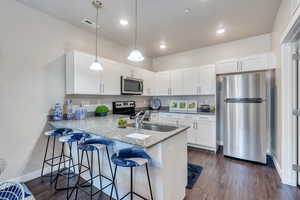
121;76;143;95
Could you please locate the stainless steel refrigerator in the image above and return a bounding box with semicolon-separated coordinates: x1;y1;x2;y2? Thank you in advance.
217;71;275;164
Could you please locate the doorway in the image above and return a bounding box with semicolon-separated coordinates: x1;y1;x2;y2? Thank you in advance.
292;41;300;186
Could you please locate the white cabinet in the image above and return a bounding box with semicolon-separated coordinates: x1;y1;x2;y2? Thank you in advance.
199;65;216;95
215;59;239;75
101;60;124;95
216;53;276;75
155;71;171;96
182;65;216;95
239;53;269;72
182;68;200;95
66;51;101;95
170;70;184;96
152;112;217;151
143;70;155;96
66;50;129;95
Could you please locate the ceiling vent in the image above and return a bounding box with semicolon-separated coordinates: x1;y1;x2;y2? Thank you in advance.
81;18;97;28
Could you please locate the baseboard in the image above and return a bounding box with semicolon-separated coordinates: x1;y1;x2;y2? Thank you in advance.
8;166;58;183
187;143;217;152
271;154;282;181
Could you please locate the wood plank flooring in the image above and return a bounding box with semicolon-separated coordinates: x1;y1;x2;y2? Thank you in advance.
26;148;300;200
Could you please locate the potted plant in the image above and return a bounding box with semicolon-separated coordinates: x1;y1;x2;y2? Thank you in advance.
95;105;109;117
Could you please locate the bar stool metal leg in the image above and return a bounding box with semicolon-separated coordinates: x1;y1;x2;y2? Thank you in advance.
130;167;133;200
75;149;85;200
50;136;56;183
41;136;50;179
110;165;118;200
145;163;154;200
106;147;119;200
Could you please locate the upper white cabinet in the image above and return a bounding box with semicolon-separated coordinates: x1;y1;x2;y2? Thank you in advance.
170;70;184;96
182;65;216;95
66;51;101;95
154;70;185;96
66;51;128;95
155;71;171;96
215;59;239;75
215;52;276;75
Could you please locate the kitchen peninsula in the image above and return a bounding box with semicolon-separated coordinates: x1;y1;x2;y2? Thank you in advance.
49;115;189;200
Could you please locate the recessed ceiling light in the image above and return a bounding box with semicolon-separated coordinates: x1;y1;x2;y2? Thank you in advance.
120;19;129;26
160;44;167;49
184;8;191;13
216;28;225;34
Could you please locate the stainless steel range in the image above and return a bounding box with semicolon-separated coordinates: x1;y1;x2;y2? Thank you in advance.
217;71;275;164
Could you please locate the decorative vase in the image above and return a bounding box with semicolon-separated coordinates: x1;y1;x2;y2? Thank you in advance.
95;112;107;117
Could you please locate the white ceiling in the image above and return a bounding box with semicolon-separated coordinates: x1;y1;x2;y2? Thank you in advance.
18;0;281;58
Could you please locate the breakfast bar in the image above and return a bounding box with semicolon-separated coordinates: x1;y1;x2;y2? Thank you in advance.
49;115;189;200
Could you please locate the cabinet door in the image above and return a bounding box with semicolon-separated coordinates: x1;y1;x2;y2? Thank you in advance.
101;59;122;95
170;70;184;95
179;118;196;144
199;65;216;95
155;71;171;96
182;68;200;95
143;70;155;96
239;53;269;72
195;119;216;149
215;59;239;74
73;51;101;95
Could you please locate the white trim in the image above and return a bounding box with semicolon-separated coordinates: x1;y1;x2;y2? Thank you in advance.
281;43;298;186
187;143;217;152
8;166;58;183
271;154;282;180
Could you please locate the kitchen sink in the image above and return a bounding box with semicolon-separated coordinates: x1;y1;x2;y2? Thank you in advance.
127;123;178;132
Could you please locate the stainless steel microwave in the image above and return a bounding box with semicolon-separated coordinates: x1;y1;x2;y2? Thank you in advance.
121;76;143;95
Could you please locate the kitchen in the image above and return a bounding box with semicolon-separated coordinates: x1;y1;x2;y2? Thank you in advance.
1;0;300;200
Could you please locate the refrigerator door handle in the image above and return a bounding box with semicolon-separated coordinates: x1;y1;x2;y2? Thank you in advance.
225;98;265;103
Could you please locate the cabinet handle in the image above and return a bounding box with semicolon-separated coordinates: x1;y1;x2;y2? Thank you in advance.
196;122;198;129
102;84;105;94
100;83;102;94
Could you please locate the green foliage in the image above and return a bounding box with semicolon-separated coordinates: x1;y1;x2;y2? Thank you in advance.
95;105;109;113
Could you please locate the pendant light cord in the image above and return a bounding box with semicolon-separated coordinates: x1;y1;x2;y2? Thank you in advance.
95;5;99;62
134;0;137;49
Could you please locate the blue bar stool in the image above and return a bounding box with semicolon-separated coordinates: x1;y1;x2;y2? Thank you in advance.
73;137;119;200
41;128;73;183
110;147;154;200
54;132;90;200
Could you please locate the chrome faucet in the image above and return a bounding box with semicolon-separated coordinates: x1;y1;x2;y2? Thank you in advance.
135;110;149;128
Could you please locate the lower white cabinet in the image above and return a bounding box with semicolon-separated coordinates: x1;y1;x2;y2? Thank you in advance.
153;112;217;152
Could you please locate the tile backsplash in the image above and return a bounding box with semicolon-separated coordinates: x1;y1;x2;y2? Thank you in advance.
66;95;151;112
155;95;216;108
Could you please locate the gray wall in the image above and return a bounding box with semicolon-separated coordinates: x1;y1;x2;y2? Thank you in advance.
0;0;151;180
152;34;272;71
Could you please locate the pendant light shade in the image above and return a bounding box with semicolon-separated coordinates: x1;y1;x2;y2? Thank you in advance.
90;0;103;71
128;49;144;62
90;61;103;71
128;0;144;62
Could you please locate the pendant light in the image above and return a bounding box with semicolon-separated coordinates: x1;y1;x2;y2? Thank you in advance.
128;0;144;62
90;0;103;71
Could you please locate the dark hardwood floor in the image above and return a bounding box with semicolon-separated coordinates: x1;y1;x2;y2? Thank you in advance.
26;148;300;200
